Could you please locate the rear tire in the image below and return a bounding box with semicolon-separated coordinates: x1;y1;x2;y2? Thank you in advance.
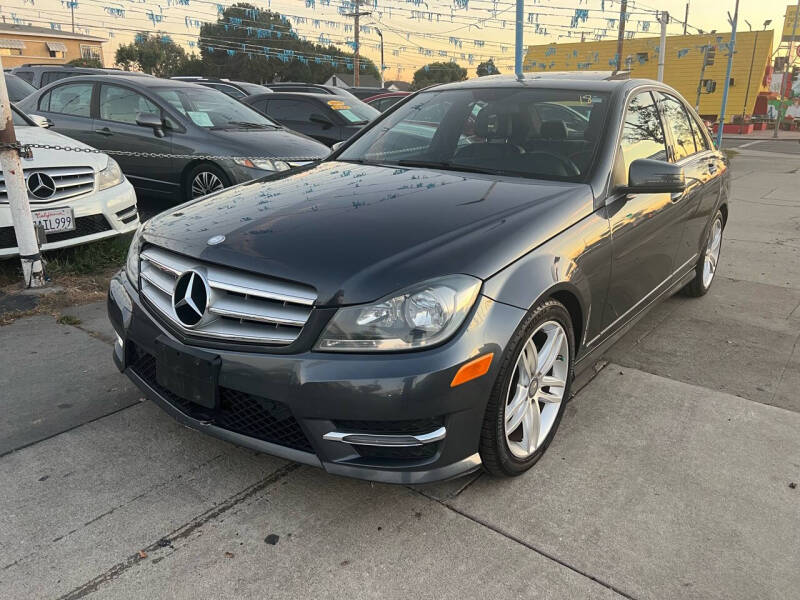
682;210;724;298
185;163;230;201
479;299;575;477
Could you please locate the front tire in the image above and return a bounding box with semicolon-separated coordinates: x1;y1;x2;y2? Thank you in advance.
185;163;230;201
479;299;575;477
682;210;724;297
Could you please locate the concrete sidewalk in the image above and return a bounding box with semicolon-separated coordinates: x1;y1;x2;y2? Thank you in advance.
1;153;799;599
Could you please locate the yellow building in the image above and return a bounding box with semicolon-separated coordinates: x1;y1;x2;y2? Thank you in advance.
524;31;773;120
0;23;106;69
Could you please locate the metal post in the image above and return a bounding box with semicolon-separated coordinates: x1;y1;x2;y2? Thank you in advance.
716;0;739;148
684;2;689;35
658;11;669;82
742;30;759;119
0;56;46;288
515;0;524;78
71;3;75;33
376;28;385;88
773;0;800;139
615;0;628;73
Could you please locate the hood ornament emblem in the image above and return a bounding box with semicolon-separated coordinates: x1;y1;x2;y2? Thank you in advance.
207;234;226;246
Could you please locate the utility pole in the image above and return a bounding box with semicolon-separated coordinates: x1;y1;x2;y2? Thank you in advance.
345;0;370;87
515;0;524;78
716;0;740;148
615;0;628;73
742;24;766;119
657;11;669;82
774;0;800;139
0;56;46;288
683;2;689;35
375;27;385;88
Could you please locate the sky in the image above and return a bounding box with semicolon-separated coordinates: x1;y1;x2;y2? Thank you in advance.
1;0;797;81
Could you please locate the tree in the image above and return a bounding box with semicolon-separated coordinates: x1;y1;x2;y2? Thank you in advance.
198;3;380;83
411;61;467;90
115;33;188;77
67;57;103;68
476;59;500;77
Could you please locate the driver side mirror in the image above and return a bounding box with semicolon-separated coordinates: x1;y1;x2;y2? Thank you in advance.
309;113;333;129
135;112;165;138
624;159;686;194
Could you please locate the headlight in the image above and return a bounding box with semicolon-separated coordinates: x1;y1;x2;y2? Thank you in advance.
316;275;481;352
125;224;144;286
97;157;125;191
233;158;290;172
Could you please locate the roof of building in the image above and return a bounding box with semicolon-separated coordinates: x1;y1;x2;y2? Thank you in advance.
0;23;106;43
325;73;383;88
384;80;412;91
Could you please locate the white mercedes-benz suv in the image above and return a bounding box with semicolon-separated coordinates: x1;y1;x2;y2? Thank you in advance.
1;106;138;258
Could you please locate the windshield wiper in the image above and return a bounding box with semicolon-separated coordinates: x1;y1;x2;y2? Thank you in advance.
394;159;504;176
226;121;275;129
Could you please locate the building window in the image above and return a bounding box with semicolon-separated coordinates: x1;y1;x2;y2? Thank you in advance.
0;39;26;55
80;45;101;61
636;52;649;64
47;41;67;59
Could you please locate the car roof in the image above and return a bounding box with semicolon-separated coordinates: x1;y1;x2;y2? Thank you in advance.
35;74;205;89
430;71;640;93
247;91;349;102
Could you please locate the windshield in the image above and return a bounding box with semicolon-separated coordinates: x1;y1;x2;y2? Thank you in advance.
326;97;380;124
5;74;36;103
237;81;272;95
339;87;609;181
153;86;279;129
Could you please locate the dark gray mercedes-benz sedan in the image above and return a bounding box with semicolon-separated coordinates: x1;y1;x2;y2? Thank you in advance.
108;73;729;483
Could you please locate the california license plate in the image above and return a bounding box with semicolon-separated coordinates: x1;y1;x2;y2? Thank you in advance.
32;207;75;233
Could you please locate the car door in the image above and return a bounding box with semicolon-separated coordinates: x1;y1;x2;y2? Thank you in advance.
34;81;96;142
90;83;174;196
600;90;687;331
264;98;341;145
657;92;724;269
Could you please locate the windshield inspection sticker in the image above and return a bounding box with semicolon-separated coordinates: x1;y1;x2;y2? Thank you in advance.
187;111;214;126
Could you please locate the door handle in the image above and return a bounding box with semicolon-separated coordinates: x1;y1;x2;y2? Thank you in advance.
95;127;113;136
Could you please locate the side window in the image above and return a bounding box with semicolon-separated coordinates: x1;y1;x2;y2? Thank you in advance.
689;113;710;152
15;70;34;84
47;82;93;117
267;99;316;122
207;84;246;99
41;71;76;86
99;85;159;124
618;92;668;182
659;94;697;161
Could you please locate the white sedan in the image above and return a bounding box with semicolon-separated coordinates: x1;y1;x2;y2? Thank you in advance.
0;106;138;258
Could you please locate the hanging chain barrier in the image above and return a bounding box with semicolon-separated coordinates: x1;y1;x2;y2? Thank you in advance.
0;141;326;163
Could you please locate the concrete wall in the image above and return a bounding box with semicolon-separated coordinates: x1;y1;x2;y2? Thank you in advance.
524;30;773;120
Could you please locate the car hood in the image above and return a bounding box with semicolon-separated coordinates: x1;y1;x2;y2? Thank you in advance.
14;126;109;171
206;127;329;160
144;161;593;306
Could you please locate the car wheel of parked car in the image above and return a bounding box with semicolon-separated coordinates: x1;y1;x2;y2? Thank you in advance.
187;163;229;200
683;210;724;297
479;299;574;477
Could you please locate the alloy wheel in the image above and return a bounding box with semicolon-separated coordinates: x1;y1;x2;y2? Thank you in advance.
191;171;225;198
702;216;723;289
504;320;569;459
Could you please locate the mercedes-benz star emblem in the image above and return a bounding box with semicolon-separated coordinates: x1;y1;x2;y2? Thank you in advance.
172;270;209;327
207;234;226;246
26;172;57;200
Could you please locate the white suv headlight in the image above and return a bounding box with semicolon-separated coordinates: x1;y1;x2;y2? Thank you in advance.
316;275;481;352
97;157;125;191
233;158;290;172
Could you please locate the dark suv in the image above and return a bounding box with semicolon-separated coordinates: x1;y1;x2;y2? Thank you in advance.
170;77;272;100
18;75;329;200
11;64;151;89
109;74;728;483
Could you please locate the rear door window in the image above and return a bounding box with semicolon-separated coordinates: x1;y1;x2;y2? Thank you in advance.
659;94;697;161
45;82;94;117
267;99;317;122
99;84;160;124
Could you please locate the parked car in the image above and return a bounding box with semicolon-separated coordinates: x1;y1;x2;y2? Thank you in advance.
18;76;330;201
265;82;358;100
11;64;151;89
170;77;272;100
346;86;389;100
242;92;380;147
109;74;728;483
364;91;410;112
1;105;138;258
5;72;36;103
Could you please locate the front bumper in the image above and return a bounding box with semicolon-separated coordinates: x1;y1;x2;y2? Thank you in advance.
0;180;138;257
108;271;525;484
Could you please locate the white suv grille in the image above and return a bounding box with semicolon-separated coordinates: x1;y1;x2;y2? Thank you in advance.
139;246;317;346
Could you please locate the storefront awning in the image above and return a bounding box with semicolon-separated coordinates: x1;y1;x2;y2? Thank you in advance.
0;39;26;50
46;41;67;52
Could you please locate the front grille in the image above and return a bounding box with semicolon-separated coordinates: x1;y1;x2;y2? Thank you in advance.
115;205;139;224
139;245;317;346
0;214;112;249
0;166;95;204
128;343;313;452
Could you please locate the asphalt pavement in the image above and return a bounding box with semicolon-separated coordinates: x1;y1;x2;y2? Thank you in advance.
1;149;798;599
